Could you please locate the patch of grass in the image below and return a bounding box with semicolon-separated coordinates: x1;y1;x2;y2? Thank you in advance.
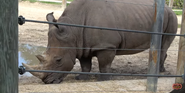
173;9;183;15
178;24;181;28
22;0;37;3
39;1;61;5
68;0;73;1
173;8;182;11
174;11;182;15
22;0;72;5
39;1;71;6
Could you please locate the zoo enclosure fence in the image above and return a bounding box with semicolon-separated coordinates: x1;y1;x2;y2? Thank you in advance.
18;0;185;92
18;16;185;91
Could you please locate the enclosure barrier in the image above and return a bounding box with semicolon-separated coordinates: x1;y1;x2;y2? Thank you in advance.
18;14;185;91
18;66;184;78
0;0;184;93
18;16;185;37
16;0;185;93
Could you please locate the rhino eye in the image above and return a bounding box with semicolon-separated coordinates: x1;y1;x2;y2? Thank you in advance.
58;29;64;33
58;26;66;33
56;58;61;62
55;57;62;63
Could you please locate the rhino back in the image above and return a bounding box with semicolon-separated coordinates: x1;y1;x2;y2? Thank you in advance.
60;0;176;56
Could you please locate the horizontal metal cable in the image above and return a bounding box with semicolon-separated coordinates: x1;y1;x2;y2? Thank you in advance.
106;0;154;7
24;90;171;93
66;0;166;8
24;45;184;52
86;0;155;7
18;16;185;37
20;65;183;78
25;69;183;77
44;46;150;51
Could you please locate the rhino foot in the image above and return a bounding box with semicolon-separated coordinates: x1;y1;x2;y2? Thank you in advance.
75;74;89;80
96;75;111;81
160;67;166;72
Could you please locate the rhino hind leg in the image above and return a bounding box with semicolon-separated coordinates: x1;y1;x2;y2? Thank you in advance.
160;52;167;72
159;12;177;72
96;50;116;81
75;57;92;80
159;34;174;72
160;34;176;72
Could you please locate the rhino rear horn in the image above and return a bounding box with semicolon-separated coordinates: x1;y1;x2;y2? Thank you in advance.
36;55;45;64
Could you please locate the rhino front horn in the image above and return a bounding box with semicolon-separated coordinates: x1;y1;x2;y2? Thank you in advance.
22;63;44;79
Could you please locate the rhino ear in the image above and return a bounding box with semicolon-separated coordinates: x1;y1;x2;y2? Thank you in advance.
46;12;57;22
46;12;58;28
36;55;45;64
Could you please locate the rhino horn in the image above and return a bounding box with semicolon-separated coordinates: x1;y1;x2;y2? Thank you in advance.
22;63;44;79
36;55;45;64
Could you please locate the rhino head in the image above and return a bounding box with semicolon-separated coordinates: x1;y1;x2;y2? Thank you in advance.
23;12;77;84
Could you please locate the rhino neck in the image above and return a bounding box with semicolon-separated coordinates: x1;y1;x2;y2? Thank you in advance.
57;18;85;59
58;0;90;59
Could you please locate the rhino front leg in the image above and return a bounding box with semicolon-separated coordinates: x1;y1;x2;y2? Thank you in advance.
75;57;92;80
96;50;116;81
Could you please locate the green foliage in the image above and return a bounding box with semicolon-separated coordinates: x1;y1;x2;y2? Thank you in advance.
166;0;169;5
166;0;183;9
174;0;183;9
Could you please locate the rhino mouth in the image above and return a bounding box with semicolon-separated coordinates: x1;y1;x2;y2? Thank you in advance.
42;73;67;84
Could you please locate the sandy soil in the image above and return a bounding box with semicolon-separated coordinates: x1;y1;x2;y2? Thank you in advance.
18;1;182;93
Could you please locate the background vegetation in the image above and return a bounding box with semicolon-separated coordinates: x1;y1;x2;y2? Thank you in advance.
166;0;183;9
21;0;183;15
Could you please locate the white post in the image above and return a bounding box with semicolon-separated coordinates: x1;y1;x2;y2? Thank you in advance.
169;0;174;8
62;0;67;11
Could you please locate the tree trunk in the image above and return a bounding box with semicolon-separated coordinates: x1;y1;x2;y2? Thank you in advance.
175;0;185;84
0;0;18;93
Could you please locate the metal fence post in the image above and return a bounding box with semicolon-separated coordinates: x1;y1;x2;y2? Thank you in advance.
147;0;165;92
175;0;185;84
0;0;18;93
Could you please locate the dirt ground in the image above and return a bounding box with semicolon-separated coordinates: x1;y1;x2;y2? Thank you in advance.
18;1;182;93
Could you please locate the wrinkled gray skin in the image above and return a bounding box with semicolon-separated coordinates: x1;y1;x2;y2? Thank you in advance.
23;0;177;84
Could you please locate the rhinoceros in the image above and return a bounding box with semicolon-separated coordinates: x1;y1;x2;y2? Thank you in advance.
23;0;177;84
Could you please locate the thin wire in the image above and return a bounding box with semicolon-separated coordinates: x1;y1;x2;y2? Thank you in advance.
23;89;172;92
105;0;155;7
26;69;183;77
40;90;130;93
27;45;185;52
24;19;185;37
69;0;165;8
30;90;173;93
45;46;150;51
